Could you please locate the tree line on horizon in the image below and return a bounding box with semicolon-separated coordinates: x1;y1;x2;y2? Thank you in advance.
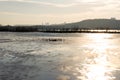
0;19;120;32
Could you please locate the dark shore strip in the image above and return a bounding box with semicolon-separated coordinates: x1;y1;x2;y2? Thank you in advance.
1;30;120;33
0;25;120;33
39;30;120;33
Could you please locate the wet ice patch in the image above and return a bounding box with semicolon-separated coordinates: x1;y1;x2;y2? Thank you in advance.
0;54;17;63
57;75;70;80
42;38;65;42
0;39;12;43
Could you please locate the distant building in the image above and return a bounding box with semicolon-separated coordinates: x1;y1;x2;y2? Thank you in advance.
45;22;49;25
64;22;67;24
111;17;116;20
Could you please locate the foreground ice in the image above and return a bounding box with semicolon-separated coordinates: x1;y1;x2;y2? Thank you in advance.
0;32;120;80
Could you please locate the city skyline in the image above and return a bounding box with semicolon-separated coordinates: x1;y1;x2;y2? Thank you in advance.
0;0;120;25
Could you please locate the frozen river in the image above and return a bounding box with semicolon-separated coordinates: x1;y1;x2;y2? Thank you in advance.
0;32;120;80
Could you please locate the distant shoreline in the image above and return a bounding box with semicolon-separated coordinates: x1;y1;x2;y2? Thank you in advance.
0;30;120;33
1;19;120;33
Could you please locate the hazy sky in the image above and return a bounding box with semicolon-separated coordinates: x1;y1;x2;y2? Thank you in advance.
0;0;120;25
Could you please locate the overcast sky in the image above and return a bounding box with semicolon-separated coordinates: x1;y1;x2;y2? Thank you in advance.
0;0;120;25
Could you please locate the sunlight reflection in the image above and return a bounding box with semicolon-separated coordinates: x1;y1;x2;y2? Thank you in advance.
59;33;118;80
87;33;112;43
83;54;115;80
78;34;115;80
87;33;112;53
